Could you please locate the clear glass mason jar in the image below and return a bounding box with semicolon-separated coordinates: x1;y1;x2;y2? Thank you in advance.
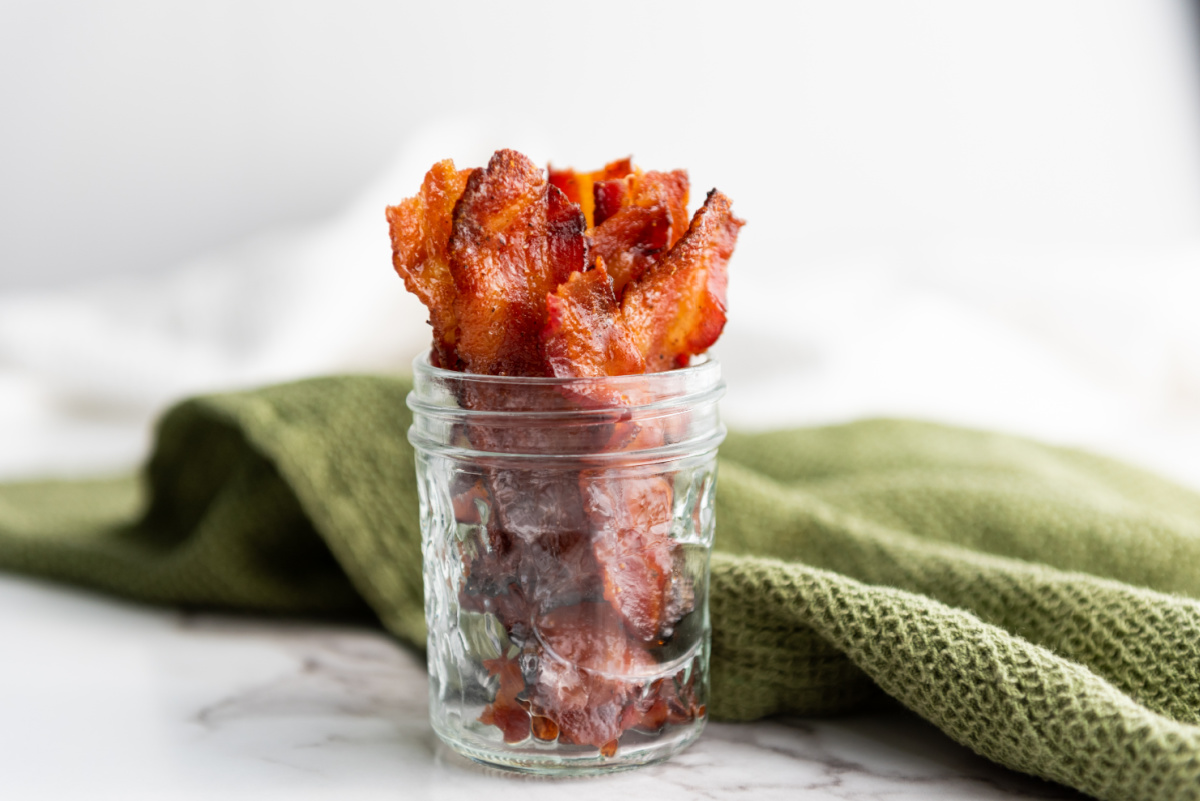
407;353;726;775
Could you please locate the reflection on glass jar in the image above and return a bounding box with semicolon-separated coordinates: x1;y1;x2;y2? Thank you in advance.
408;354;725;775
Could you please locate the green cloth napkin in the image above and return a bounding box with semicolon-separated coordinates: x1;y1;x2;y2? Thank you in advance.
1;375;1198;800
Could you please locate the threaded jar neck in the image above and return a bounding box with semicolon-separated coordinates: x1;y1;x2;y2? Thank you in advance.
406;353;726;466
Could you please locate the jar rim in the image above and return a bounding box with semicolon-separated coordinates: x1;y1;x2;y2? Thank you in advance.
411;349;721;387
406;350;726;464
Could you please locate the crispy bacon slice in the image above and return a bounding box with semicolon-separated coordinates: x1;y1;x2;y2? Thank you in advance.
547;182;588;287
621;189;743;372
548;168;584;206
450;150;586;376
385;159;472;368
543;260;645;379
592;180;627;227
590;206;669;297
638;170;691;250
548;157;633;229
590;170;690;297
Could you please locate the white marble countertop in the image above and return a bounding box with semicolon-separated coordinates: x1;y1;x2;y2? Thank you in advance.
0;573;1087;800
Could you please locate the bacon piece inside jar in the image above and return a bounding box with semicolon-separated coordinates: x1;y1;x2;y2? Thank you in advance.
479;651;531;744
531;602;658;748
581;471;679;643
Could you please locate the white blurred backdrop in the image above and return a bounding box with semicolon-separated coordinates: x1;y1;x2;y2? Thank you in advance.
1;0;1199;489
4;0;1200;288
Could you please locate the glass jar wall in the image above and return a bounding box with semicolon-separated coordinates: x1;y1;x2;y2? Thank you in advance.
407;354;725;774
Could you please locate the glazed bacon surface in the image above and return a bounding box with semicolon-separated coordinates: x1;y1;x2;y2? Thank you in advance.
549;157;633;229
543;261;645;379
385;160;471;369
387;149;741;752
622;190;740;372
590;169;690;296
388;148;742;378
449;151;586;376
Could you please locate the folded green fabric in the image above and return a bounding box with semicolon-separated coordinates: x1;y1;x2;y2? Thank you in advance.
1;375;1198;800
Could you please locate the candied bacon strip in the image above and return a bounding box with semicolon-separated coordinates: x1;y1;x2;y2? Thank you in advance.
590;170;690;297
547;184;739;379
450;150;586;376
622;189;743;372
385;159;472;368
548;157;633;229
638;170;691;251
548;167;584;206
604;158;634;180
590;206;670;297
547;182;588;290
543;260;645;379
592;180;627;227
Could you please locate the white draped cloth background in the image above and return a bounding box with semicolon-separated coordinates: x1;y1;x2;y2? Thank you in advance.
1;121;1198;492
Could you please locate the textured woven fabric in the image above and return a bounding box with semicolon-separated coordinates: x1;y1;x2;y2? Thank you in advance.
2;375;1198;800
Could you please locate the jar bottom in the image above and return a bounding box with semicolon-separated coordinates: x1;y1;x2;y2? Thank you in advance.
432;715;707;776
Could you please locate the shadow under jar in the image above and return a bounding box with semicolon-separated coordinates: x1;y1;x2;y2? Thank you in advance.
407;353;726;775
